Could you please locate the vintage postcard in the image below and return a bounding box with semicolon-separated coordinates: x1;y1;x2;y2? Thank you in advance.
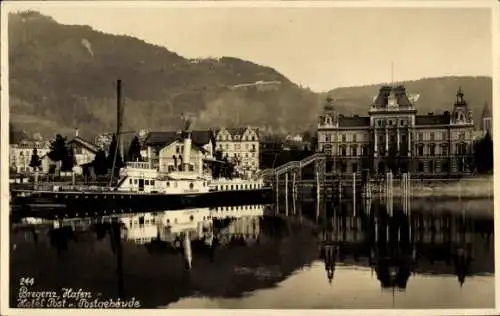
1;0;498;315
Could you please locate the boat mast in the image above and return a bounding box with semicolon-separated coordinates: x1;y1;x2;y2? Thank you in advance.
109;79;122;187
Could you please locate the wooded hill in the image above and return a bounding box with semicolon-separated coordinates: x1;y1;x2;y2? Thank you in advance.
9;11;492;142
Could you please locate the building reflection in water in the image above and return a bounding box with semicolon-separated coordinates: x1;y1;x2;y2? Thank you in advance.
11;199;493;307
315;200;489;292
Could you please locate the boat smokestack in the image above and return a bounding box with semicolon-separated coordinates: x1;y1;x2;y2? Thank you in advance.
183;131;192;171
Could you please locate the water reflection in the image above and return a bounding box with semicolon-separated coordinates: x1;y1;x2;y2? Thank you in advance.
10;199;494;309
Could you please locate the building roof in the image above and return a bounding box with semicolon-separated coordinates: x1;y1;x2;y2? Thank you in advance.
373;86;412;108
415;113;450;125
216;127;259;138
67;136;100;153
482;102;492;118
144;130;214;147
338;115;370;127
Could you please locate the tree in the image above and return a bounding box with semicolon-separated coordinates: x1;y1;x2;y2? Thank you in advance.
93;149;108;176
106;134;124;170
127;136;142;162
29;148;42;170
473;132;493;174
61;146;76;172
47;134;69;175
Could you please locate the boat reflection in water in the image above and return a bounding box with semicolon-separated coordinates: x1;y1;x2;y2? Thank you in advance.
10;199;494;309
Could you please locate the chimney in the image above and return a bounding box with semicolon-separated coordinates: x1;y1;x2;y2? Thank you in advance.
75;128;79;137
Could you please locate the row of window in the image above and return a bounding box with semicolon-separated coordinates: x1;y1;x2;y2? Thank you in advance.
213;205;262;211
322;142;468;157
218;143;257;151
215;183;262;191
321;130;470;143
329;159;468;174
129;178;156;186
375;119;409;127
217;135;257;142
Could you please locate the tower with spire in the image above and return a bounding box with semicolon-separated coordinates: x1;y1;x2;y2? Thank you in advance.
318;96;339;129
451;86;474;125
480;101;492;135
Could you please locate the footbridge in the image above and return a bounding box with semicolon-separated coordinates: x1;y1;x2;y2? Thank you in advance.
258;153;327;180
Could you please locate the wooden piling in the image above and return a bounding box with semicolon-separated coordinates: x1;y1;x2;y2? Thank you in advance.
352;172;356;217
386;172;393;217
316;171;320;220
275;173;279;215
285;172;289;217
292;172;297;215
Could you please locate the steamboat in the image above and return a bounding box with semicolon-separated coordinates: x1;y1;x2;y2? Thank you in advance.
10;80;272;220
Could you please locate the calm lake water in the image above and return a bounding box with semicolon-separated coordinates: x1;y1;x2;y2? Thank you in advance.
10;197;494;309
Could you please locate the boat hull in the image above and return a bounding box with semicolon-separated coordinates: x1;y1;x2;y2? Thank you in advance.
10;187;273;221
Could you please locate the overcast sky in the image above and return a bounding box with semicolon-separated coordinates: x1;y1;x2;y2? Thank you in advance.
6;3;494;92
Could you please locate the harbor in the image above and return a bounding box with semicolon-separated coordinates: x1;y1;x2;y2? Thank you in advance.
10;192;494;309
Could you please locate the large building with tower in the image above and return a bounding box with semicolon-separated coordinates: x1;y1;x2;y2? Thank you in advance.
316;85;491;176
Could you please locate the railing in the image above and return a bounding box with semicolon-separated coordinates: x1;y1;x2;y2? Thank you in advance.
258;153;327;178
126;161;152;169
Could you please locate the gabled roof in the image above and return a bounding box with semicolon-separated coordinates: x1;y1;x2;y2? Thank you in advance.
215;127;259;138
482;102;492;118
67;136;100;153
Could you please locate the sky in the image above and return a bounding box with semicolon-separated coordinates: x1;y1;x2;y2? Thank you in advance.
6;3;494;92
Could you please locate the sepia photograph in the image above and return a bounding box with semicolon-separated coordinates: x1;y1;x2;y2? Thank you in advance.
1;0;497;313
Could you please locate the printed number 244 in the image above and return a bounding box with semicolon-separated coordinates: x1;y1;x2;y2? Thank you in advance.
20;278;35;286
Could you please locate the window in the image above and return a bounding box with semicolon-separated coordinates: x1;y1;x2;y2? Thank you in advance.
388;120;393;126
441;144;448;156
378;120;382;127
352;163;358;173
402;135;407;142
418;133;423;141
417;144;424;156
353;134;357;142
325;135;330;142
129;179;132;185
341;146;346;156
430;132;435;141
342;135;346;142
378;135;384;143
145;180;149;185
442;132;447;140
351;145;357;156
429;144;436;156
400;120;405;126
362;145;369;156
151;180;155;186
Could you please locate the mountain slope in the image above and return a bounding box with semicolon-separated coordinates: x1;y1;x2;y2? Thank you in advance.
9;11;321;139
9;11;492;141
